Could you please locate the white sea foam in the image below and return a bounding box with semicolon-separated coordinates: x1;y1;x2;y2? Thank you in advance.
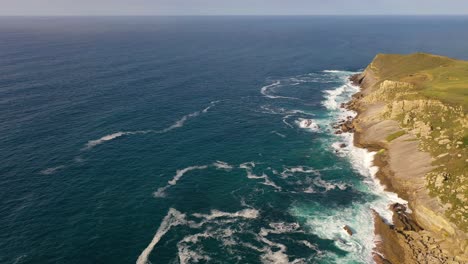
299;240;318;251
271;131;286;138
294;70;408;263
176;208;259;264
212;161;234;170
139;208;251;264
193;208;260;220
260;81;298;100
282;115;294;129
260;222;301;236
154;165;209;198
160;111;201;133
311;176;349;192
84;132;130;150
40;165;66;175
331;141;347;156
154;161;237;198
296;118;320;132
202;100;220;113
279;166;319;179
176;208;261;263
169;166;208;185
136;208;186;264
177;232;215;264
342;131;407;222
260;81;281;99
83;102;218;150
240;162;282;191
257;223;306;264
280;165;348;193
322;85;347;110
260;105;314;116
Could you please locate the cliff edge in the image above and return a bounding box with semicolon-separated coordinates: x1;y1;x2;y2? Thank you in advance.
348;53;468;263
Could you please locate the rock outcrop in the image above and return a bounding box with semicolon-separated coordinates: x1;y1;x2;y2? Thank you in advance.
348;53;468;263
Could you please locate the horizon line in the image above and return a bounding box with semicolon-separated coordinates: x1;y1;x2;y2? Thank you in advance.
1;14;468;17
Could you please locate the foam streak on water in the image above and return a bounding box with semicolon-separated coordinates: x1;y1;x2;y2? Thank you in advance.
83;101;220;150
136;208;187;264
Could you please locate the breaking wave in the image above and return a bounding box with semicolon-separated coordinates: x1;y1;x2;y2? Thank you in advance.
290;70;408;263
296;118;320;132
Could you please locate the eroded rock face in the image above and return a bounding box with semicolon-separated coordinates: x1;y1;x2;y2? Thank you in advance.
372;205;462;264
347;53;468;263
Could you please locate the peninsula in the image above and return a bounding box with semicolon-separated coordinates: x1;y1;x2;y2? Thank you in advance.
348;53;467;263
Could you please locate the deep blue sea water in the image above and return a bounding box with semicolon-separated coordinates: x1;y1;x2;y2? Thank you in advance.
1;16;468;264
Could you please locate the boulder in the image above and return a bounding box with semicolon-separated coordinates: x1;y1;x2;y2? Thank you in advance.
343;225;353;236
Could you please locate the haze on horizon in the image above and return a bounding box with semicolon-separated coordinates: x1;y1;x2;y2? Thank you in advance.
1;0;468;16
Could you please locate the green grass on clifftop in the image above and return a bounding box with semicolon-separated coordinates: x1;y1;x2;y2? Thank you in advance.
370;53;468;107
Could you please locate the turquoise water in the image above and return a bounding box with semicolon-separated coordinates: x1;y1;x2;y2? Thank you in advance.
1;16;468;264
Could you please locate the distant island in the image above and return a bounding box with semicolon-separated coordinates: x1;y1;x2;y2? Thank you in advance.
347;53;467;263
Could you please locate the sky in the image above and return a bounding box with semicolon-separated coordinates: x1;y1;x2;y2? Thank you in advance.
1;0;468;16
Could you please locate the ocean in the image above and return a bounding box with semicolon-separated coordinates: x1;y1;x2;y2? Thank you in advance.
1;16;468;264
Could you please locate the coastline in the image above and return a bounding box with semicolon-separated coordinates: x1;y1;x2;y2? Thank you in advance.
345;63;467;263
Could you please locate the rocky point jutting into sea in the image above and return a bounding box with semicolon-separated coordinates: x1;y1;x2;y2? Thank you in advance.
342;53;467;263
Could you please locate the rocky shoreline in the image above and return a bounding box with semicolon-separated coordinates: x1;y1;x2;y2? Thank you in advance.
335;56;468;264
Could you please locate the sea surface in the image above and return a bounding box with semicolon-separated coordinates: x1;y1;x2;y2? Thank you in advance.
1;16;468;264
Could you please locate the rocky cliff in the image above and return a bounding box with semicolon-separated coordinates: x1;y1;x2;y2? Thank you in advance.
348;53;468;263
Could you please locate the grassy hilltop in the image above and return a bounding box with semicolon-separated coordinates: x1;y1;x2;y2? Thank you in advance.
368;53;468;107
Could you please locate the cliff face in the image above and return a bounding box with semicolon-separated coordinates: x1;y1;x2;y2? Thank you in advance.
348;53;468;263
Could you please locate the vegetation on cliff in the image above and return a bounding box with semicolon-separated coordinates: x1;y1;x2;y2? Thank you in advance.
368;53;468;106
360;53;467;232
350;53;467;263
